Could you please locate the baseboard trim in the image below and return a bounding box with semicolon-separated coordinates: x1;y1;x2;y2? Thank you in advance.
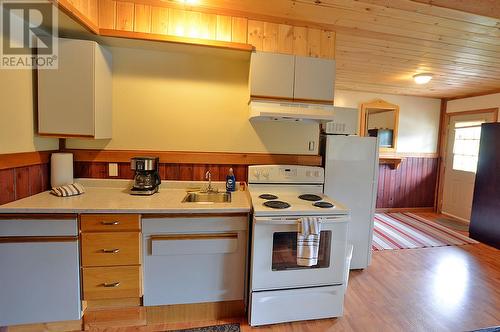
5;319;82;332
376;207;435;213
145;300;245;323
441;211;470;224
81;300;244;331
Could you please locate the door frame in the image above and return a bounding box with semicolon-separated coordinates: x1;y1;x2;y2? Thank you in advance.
435;107;498;213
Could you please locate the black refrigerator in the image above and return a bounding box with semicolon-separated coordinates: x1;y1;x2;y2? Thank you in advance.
469;122;500;249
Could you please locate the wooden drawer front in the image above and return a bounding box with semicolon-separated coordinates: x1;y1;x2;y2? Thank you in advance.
82;232;140;267
81;214;140;232
83;266;141;300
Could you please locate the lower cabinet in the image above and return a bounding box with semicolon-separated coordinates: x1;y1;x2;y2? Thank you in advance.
142;215;248;306
0;212;248;326
80;214;142;309
0;217;81;326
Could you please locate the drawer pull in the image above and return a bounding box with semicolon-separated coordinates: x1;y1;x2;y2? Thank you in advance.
101;221;120;226
102;282;120;288
101;248;120;254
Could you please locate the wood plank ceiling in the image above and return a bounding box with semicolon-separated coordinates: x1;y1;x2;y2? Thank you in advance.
165;0;500;98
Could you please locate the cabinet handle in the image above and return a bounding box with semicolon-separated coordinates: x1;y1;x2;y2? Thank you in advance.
102;282;120;288
101;248;120;253
101;221;120;225
0;236;78;243
151;233;238;241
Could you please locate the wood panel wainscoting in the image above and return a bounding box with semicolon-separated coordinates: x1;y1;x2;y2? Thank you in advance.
0;150;439;209
70;149;322;183
0;149;320;205
376;156;438;209
74;161;251;183
0;151;52;205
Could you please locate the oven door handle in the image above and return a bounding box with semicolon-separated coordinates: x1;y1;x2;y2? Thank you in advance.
254;215;349;225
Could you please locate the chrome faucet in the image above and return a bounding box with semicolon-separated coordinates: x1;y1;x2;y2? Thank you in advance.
204;170;216;193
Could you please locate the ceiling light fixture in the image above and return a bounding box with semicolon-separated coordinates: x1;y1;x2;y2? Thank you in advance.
183;0;199;4
413;73;433;84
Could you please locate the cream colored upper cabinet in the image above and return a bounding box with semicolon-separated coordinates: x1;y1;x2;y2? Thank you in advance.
294;56;335;102
38;38;112;139
250;51;335;102
249;52;295;99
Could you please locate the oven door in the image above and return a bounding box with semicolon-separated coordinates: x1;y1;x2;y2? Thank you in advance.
251;215;348;291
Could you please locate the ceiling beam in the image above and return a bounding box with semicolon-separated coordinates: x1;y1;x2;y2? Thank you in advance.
410;0;500;19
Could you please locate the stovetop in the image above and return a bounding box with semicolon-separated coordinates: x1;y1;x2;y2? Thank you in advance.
247;165;349;217
249;190;349;217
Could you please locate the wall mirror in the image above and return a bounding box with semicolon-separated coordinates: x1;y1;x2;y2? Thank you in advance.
360;99;400;153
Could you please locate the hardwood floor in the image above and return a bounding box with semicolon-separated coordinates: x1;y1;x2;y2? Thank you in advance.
25;213;500;332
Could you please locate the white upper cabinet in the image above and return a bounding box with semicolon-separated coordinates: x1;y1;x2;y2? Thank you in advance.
38;38;112;139
249;51;335;102
249;52;295;99
294;56;335;102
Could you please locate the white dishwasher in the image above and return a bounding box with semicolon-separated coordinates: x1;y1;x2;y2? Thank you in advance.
0;216;81;326
142;214;248;306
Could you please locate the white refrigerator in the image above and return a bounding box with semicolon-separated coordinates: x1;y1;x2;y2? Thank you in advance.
321;135;379;269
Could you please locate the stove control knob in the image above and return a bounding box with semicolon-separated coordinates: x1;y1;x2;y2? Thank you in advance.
314;171;320;177
253;170;261;179
262;171;270;179
306;171;312;177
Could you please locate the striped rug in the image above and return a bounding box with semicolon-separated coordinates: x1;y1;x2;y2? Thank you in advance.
372;212;478;251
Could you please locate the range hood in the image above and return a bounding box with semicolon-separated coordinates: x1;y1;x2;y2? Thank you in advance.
249;100;335;122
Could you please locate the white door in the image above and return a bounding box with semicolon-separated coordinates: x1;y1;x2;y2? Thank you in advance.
442;112;496;222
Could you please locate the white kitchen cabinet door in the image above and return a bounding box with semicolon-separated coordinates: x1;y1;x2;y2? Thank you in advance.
293;56;335;102
250;52;295;99
38;38;112;139
0;218;81;326
142;215;248;306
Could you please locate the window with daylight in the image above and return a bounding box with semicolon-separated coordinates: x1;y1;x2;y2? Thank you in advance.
452;121;483;173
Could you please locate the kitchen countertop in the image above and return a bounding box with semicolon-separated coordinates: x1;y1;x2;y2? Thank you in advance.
0;179;252;214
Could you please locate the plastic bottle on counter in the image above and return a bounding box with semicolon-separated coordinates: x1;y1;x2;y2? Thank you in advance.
226;168;236;192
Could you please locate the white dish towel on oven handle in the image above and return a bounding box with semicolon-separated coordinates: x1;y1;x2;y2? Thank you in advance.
297;217;322;267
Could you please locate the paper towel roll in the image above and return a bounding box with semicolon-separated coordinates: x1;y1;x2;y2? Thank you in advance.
51;153;74;188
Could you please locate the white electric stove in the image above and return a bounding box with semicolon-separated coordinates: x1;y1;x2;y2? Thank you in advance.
247;165;350;326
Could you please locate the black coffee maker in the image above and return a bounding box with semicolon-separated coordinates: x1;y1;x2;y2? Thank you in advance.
130;157;161;195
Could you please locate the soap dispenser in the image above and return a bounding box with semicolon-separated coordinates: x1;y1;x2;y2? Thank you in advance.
226;168;236;192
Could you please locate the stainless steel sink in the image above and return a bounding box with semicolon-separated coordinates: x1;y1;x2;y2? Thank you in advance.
182;192;231;203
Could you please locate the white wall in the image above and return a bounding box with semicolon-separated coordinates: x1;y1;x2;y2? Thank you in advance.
66;45;319;154
335;90;441;153
0;24;443;156
446;93;500;119
0;19;59;154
